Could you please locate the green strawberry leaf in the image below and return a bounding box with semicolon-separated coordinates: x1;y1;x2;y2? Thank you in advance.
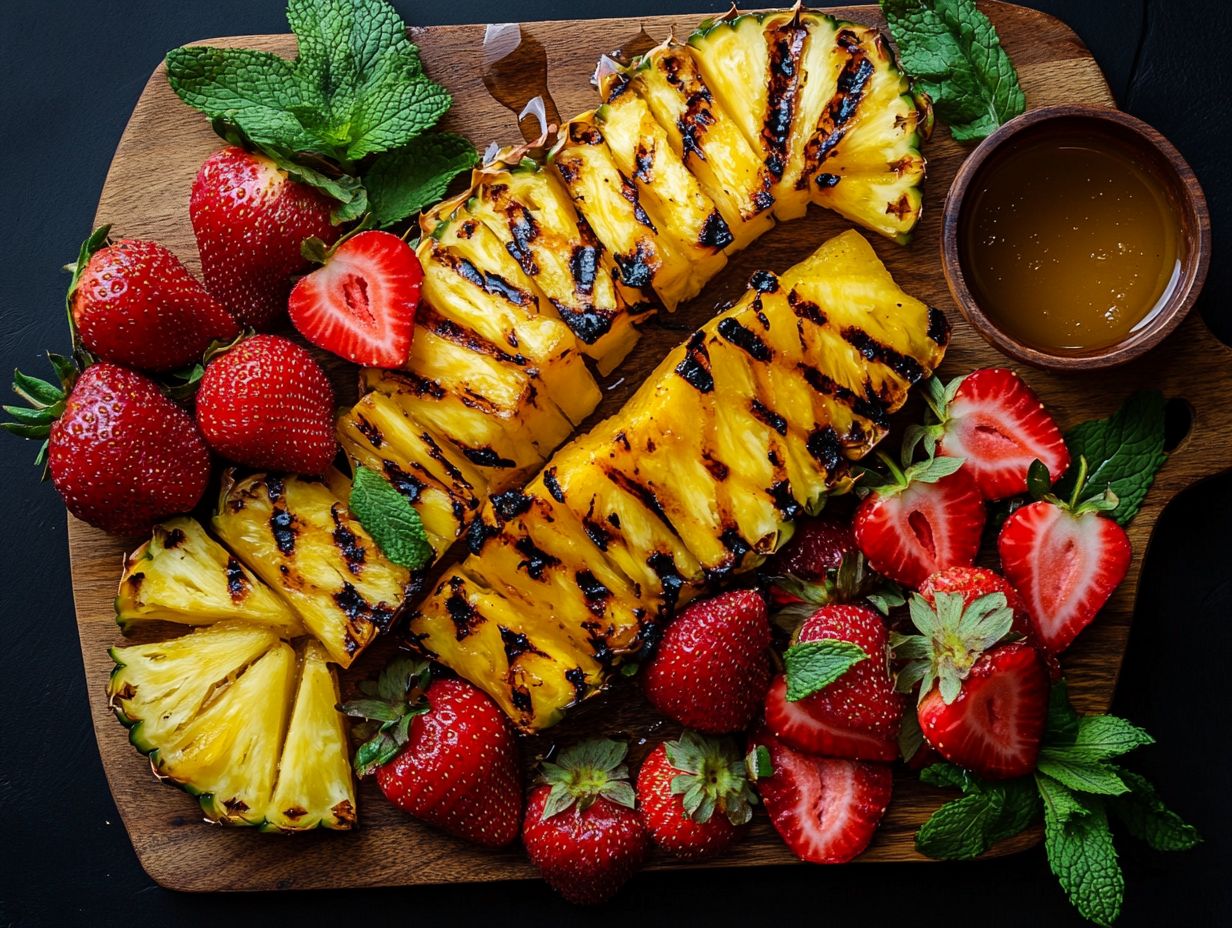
783;639;868;702
1043;796;1124;927
348;465;433;569
365;132;479;226
1109;769;1201;852
879;0;1026;142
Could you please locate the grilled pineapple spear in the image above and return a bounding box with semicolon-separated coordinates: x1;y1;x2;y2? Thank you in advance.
411;231;948;730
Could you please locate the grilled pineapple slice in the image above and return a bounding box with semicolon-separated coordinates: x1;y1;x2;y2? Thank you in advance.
612;39;776;250
462;154;650;373
264;641;357;832
689;10;928;238
108;625;356;830
412;231;948;730
115;517;302;636
212;473;410;667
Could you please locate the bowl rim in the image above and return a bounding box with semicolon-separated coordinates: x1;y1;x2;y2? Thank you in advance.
940;103;1212;371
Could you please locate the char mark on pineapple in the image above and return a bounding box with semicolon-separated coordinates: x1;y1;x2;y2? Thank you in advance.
569;243;600;297
559;306;615;345
330;503;366;575
125;571;145;596
265;475;285;503
419;305;528;367
575;570;612;616
270;508;297;555
382;461;424;502
762;26;807;180
163;527;187;549
798;363;891;428
647;552;687;609
604;466;676;533
510;684;533;713
543;467;566;503
750;270;779;293
769;480;801;520
675;330;714;392
450;255;534;307
619;177;657;231
806;426;842;471
841;327;925;382
499;625;547;663
331;800;357;827
816;173;841;189
677;93;717;162
788;290;826;326
720;528;751;559
799;41;873;185
462;446;518;469
466;515;498;554
583;517;612;551
514;536;560;580
717;317;772;362
569;121;604;146
504;205;541;275
564;666;589;701
614;240;657;290
750;398;788;436
703;453;729;482
355;414;383;448
927;306;950;345
633;142;655;184
335;581;395;632
491;490;534;522
419;431;470;486
444;577;482;640
698;210;734;249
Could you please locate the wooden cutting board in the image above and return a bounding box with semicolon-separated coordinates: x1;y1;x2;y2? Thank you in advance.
68;2;1230;892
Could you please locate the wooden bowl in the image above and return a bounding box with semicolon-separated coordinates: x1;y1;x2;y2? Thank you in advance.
941;105;1211;370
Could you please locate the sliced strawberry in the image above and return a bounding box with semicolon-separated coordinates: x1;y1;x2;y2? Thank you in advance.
749;727;893;864
998;498;1131;654
288;230;421;368
931;368;1070;501
854;459;984;589
916;642;1049;780
764;604;903;762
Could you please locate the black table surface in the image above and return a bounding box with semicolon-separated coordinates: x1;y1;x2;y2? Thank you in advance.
1;1;1227;925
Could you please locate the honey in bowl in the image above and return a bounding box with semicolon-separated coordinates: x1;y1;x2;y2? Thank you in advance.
960;130;1182;352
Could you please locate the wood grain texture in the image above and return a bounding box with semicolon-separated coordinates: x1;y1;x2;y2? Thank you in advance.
67;2;1232;892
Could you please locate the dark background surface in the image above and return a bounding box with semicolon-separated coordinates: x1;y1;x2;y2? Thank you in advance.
0;1;1227;925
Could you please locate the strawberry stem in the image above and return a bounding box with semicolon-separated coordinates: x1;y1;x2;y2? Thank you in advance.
876;450;908;488
1067;455;1089;510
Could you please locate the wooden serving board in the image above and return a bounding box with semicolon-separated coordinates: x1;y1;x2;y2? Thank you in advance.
69;2;1229;892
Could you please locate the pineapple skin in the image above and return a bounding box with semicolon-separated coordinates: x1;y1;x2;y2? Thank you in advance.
410;231;949;731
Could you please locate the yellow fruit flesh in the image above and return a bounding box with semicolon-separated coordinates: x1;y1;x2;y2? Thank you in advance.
115;517;302;637
212;474;410;668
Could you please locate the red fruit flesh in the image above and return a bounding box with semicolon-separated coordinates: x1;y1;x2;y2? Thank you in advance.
642;589;772;733
72;239;239;372
853;466;985;589
919;566;1033;639
998;500;1132;653
190;146;338;328
749;727;893;864
375;679;521;847
636;743;744;861
917;642;1049;780
523;788;648;904
764;604;903;761
938;368;1071;501
195;334;336;475
288;230;421;368
49;364;210;535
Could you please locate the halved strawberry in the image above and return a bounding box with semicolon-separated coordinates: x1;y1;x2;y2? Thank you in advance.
926;368;1070;501
998;486;1131;654
894;590;1048;780
288;230;421;368
764;604;903;762
748;727;893;864
917;643;1048;780
853;454;985;590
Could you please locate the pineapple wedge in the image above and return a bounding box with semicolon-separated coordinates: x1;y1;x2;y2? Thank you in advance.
264;641;357;832
612;39;776;250
212;473;410;668
115;517;302;637
411;231;948;730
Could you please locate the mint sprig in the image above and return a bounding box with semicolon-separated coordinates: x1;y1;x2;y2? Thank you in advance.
783;639;868;701
879;0;1026;142
166;0;475;226
348;465;433;570
914;682;1199;926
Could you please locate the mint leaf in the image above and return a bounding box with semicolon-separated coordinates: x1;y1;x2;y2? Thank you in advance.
783;639;868;701
1110;770;1201;852
916;789;1006;859
165;47;313;150
879;0;1026;141
919;761;974;792
1055;391;1167;525
349;465;433;569
1045;680;1081;745
1036;756;1128;796
1057;715;1155;763
1043;796;1123;927
1036;773;1089;825
344;67;451;160
988;778;1041;845
366;133;479;226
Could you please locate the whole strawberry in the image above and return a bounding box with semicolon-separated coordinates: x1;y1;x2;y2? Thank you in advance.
642;589;772;734
894;591;1048;779
523;739;648;904
191;146;339;328
853;453;985;589
636;731;756;861
919;566;1032;639
195;334;336;474
344;658;522;848
4;359;209;535
765;603;904;761
772;516;857;583
69;228;239;372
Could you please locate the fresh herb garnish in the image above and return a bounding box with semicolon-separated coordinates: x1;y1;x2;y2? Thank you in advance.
1053;391;1168;525
166;0;477;225
783;639;869;702
914;681;1199;926
348;465;433;570
879;0;1026;142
